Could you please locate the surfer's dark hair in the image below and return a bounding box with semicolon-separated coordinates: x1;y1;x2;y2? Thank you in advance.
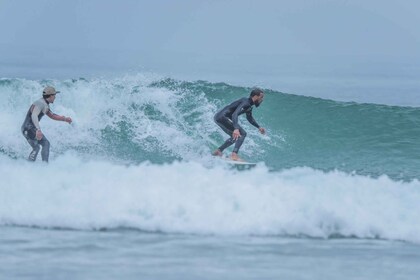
250;88;263;97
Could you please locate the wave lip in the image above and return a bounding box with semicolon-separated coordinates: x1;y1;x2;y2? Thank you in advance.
1;154;419;243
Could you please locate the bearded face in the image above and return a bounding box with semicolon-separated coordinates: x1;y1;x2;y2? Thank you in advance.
255;93;264;107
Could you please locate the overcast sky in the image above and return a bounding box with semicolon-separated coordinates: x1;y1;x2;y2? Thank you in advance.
1;0;420;80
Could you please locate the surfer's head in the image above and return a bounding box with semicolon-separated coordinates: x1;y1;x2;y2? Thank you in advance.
250;88;264;107
42;86;59;103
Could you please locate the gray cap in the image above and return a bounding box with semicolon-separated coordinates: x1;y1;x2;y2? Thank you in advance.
42;86;60;96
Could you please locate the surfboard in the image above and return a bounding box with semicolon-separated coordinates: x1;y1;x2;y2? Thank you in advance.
222;157;257;166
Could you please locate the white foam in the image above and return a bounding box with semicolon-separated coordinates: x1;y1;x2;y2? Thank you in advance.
1;153;419;243
2;74;266;162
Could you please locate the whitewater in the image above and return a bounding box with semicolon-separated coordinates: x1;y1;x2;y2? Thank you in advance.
1;153;420;242
1;74;420;279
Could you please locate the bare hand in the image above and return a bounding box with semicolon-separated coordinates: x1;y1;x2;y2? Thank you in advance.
259;127;266;134
64;117;72;124
232;129;241;140
36;130;43;140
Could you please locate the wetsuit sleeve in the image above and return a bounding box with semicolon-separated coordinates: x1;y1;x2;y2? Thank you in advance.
232;100;249;129
246;109;260;128
31;105;42;130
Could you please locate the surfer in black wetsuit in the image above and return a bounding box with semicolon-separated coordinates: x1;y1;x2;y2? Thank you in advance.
21;86;72;162
212;88;266;161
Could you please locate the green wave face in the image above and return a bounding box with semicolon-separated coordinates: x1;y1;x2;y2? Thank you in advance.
1;77;420;180
152;79;420;180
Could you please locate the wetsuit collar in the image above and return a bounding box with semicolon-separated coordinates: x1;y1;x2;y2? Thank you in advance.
248;97;255;106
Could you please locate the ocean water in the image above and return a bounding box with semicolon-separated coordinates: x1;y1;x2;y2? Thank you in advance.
1;75;420;279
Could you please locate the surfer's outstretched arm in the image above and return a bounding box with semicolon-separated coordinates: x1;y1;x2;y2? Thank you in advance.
46;111;72;124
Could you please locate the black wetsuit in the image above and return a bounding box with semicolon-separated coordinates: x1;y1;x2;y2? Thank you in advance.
214;97;260;153
21;98;51;162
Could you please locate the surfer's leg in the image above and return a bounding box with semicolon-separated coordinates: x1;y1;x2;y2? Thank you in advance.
39;136;50;162
23;129;40;161
28;140;40;161
218;138;235;152
229;127;246;161
214;117;235;152
232;127;246;154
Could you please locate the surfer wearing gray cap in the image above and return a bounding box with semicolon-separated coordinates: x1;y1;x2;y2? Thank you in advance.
21;86;72;162
212;88;266;161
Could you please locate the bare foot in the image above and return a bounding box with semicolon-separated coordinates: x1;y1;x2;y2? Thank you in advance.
230;152;243;161
212;149;223;157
